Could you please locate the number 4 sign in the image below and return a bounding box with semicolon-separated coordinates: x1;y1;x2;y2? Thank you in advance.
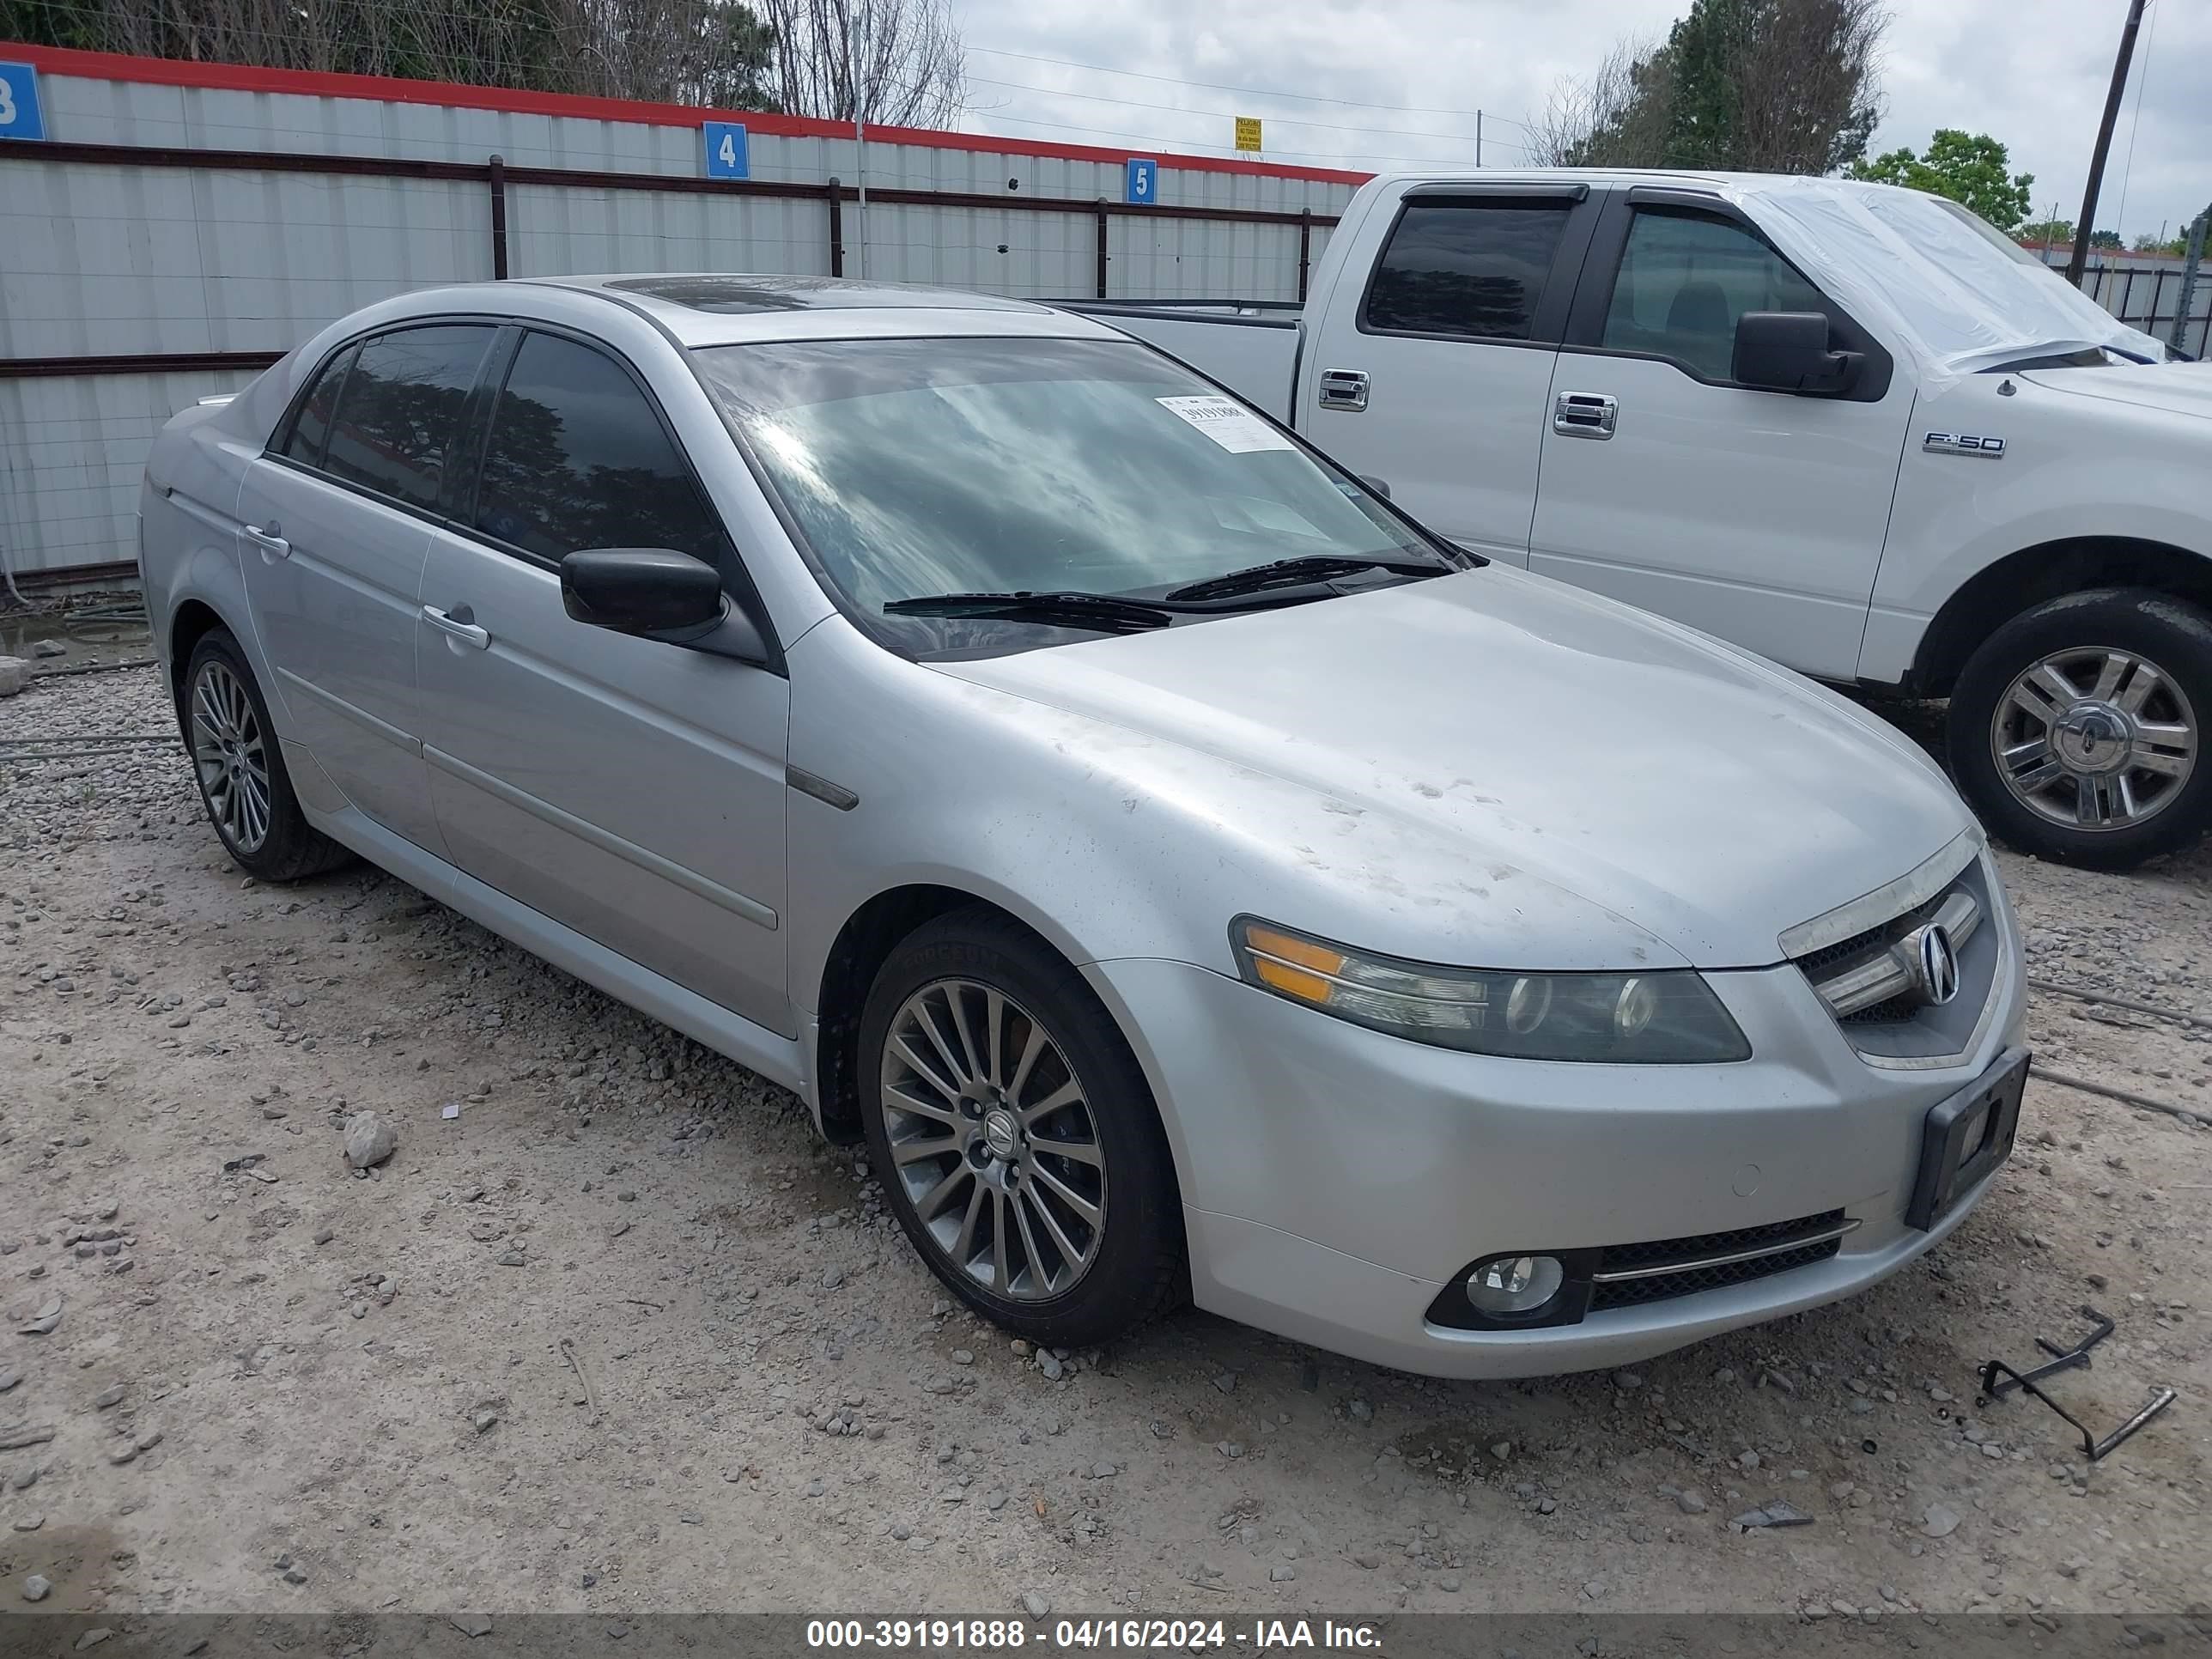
702;121;749;179
0;63;48;142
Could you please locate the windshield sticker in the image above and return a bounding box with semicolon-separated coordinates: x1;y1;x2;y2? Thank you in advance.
1155;395;1295;454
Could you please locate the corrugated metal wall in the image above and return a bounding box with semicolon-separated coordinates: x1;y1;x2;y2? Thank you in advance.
0;56;1358;576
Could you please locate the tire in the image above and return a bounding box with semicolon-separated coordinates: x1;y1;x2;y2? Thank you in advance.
1947;587;2212;872
857;906;1185;1349
180;628;353;882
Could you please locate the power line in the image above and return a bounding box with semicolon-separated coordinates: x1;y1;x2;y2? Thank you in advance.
969;44;1536;131
968;74;1509;147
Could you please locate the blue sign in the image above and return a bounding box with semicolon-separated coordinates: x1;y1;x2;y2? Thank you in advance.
0;62;46;143
1126;157;1158;205
702;121;750;179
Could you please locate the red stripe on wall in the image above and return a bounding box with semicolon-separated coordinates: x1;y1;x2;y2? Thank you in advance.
0;43;1373;186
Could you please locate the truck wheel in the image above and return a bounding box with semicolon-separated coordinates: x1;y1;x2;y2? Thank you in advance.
182;628;353;882
1948;588;2212;871
858;906;1185;1350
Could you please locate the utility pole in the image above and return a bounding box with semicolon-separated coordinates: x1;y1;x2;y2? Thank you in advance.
2067;0;2150;288
848;3;869;280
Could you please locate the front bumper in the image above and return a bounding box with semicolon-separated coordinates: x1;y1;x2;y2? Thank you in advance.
1086;937;2027;1380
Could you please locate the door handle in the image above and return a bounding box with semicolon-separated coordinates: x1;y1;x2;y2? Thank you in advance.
1553;392;1619;439
244;521;290;560
422;603;489;650
1317;368;1370;412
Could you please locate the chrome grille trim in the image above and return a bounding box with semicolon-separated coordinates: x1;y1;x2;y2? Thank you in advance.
1589;1217;1863;1284
1778;828;1983;959
1812;890;1981;1018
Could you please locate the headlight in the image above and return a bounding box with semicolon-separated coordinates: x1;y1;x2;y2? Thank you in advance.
1230;917;1751;1063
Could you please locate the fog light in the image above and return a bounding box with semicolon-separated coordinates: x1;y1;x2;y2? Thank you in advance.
1465;1254;1565;1316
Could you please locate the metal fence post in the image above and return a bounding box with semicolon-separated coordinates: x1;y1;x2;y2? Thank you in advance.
1095;201;1109;299
827;177;845;277
2173;205;2209;356
1297;208;1312;302
488;154;508;280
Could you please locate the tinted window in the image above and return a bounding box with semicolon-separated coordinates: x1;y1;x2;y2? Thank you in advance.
473;332;723;563
1364;203;1571;340
321;325;495;511
281;343;355;465
1601;210;1829;380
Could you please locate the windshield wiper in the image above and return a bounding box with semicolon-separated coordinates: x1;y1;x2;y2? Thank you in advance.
1164;554;1450;604
882;590;1175;631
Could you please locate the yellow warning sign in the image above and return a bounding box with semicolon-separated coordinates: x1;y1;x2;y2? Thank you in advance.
1233;116;1262;153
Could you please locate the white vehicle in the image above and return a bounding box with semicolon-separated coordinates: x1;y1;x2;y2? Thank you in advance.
1073;171;2212;871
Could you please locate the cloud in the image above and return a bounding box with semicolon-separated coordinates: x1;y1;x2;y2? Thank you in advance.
951;0;2209;240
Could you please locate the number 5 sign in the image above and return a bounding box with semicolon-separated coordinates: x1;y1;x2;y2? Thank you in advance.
702;121;749;179
0;63;47;142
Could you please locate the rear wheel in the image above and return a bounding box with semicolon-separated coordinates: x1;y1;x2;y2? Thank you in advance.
858;907;1184;1349
1948;588;2212;871
182;629;352;882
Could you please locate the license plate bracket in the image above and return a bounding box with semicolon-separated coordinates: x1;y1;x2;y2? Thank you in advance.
1906;1047;2029;1231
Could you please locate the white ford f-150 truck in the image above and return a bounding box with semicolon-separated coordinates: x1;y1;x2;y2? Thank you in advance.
1070;170;2212;871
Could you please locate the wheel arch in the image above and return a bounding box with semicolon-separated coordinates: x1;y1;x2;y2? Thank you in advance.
1911;537;2212;696
167;598;234;732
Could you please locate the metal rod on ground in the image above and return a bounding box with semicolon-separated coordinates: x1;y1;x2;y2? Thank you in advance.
2029;976;2212;1031
2033;1066;2202;1124
2067;0;2150;289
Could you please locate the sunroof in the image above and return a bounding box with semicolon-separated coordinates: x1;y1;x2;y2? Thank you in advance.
601;276;1044;314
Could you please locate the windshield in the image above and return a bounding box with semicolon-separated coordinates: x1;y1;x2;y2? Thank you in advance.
692;337;1445;650
1748;184;2169;368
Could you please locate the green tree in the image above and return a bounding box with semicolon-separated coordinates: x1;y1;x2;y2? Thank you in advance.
1536;0;1887;174
2134;231;2186;255
1846;130;2035;234
2018;217;2075;246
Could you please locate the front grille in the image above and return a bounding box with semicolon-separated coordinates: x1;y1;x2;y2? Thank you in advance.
1587;1208;1846;1313
1591;1237;1843;1311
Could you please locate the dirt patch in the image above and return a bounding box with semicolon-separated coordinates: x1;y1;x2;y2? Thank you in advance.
2;664;2207;1620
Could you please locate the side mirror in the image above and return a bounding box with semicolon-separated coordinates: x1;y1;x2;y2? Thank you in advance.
1732;311;1864;396
1356;474;1392;500
561;548;769;665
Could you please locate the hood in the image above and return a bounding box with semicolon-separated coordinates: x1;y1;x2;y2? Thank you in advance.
933;567;1974;969
2022;359;2212;423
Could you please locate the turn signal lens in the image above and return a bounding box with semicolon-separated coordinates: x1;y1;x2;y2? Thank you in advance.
1230;916;1750;1064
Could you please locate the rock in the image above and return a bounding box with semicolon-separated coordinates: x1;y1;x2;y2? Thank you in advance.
9;1514;40;1531
821;1267;846;1290
1612;1369;1644;1390
109;1443;137;1465
313;1226;335;1246
1535;1497;1558;1516
0;1425;57;1451
21;1574;52;1602
17;1296;63;1336
451;1614;494;1638
951;1350;975;1365
93;1386;125;1410
1438;1573;1462;1593
1212;1370;1237;1394
1732;1501;1812;1529
76;1631;112;1650
1038;1353;1064;1381
1021;1592;1052;1619
31;639;66;659
0;1370;17;1393
1676;1490;1709;1515
343;1112;398;1169
0;659;27;698
1091;1461;1117;1479
1352;1552;1382;1570
472;1411;499;1434
1270;1565;1297;1583
495;1247;526;1267
1489;1441;1512;1462
1735;1449;1760;1472
1922;1503;1961;1539
1346;1398;1372;1424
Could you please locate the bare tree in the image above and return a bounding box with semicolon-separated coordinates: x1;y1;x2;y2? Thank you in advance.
1733;0;1887;173
753;0;963;125
1527;39;1669;168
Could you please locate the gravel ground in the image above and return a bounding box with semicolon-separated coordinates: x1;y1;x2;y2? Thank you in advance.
1;662;2206;1622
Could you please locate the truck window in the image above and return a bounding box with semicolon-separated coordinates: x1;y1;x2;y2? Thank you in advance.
1364;203;1571;342
1600;210;1827;380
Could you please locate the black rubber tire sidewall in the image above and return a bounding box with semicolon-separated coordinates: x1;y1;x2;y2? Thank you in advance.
181;628;351;882
857;906;1185;1350
1947;587;2212;871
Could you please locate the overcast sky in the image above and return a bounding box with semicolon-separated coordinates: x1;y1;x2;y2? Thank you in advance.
952;0;2209;244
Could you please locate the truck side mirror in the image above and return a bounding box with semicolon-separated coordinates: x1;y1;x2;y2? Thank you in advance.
1733;312;1864;397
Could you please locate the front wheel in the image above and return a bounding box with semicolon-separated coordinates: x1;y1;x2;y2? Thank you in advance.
1948;588;2212;871
857;907;1185;1350
182;628;353;882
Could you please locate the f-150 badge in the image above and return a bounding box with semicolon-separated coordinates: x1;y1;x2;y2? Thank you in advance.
1923;432;2006;457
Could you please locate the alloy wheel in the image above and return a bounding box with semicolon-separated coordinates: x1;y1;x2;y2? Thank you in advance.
1990;646;2197;832
190;659;272;854
878;977;1108;1300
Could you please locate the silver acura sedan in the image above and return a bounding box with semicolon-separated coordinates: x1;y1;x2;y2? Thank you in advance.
140;276;2027;1376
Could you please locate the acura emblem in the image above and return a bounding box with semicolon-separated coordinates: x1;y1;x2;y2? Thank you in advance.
1912;923;1960;1007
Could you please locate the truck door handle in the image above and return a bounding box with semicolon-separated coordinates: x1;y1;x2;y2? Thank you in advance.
1553;392;1619;439
244;521;290;560
1317;369;1370;412
422;604;489;650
